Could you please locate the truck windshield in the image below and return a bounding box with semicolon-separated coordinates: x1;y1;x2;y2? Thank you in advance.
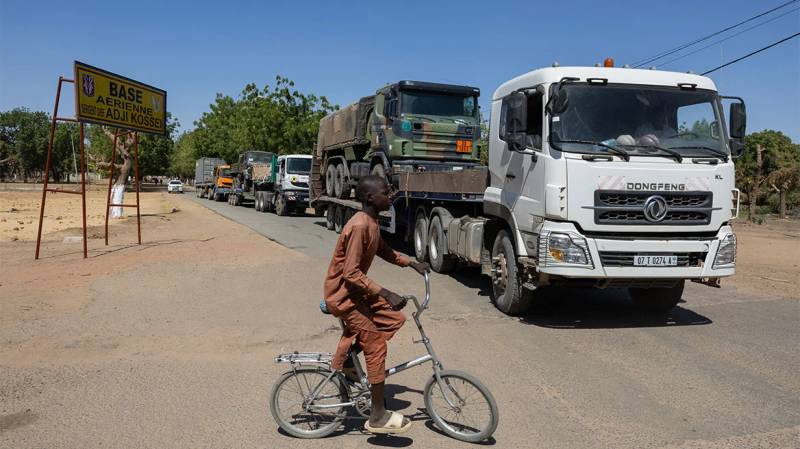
247;152;272;163
400;91;478;119
286;158;311;174
550;84;727;158
220;168;233;177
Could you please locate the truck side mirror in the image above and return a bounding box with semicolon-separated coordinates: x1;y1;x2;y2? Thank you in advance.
505;92;527;152
729;102;746;159
729;103;746;139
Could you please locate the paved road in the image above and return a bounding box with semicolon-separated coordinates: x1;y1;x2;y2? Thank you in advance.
184;193;799;448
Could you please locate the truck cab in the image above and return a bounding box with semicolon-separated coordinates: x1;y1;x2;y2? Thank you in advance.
484;66;746;313
276;154;312;210
210;164;234;201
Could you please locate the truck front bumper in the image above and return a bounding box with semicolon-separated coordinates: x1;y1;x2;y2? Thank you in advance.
284;190;309;205
527;221;736;279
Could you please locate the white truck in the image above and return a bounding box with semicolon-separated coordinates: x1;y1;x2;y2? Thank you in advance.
315;64;746;315
249;154;313;216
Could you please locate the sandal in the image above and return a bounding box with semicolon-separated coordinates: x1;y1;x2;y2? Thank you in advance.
364;411;412;434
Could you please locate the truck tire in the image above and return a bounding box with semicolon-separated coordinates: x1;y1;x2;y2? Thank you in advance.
491;230;531;316
206;189;213;200
413;210;429;262
334;205;344;233
325;206;335;230
334;164;346;199
255;193;263;212
325;164;337;197
428;215;456;273
275;194;288;216
629;281;684;313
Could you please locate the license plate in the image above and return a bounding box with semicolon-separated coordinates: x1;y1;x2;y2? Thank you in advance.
634;255;677;266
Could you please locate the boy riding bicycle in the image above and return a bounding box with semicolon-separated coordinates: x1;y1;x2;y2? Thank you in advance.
323;175;429;434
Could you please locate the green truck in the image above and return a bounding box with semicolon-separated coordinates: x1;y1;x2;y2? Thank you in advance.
311;80;483;200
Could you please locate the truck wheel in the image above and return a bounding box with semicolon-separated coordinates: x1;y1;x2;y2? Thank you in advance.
206;189;213;200
275;194;288;216
334;205;345;233
325;164;337;197
491;230;531;316
334;164;346;199
428;215;456;273
325;206;335;230
629;281;684;313
255;193;262;211
413;210;429;262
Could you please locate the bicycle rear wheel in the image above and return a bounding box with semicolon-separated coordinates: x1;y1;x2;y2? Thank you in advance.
270;367;348;438
424;369;499;442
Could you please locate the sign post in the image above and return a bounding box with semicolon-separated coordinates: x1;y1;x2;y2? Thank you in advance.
35;62;166;259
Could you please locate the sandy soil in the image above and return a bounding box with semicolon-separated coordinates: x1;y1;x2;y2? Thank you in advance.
728;218;800;299
0;183;178;243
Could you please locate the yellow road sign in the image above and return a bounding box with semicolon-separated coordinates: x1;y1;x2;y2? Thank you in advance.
74;61;167;136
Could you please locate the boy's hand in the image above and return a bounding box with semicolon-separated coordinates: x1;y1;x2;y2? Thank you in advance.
410;261;430;276
379;288;407;310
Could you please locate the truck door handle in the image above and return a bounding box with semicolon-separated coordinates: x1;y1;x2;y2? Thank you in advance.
506;173;516;179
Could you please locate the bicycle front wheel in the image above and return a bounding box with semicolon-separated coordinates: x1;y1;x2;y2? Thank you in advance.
269;367;348;438
424;369;499;443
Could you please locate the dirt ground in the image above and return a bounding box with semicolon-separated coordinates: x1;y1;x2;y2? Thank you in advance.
0;183;177;243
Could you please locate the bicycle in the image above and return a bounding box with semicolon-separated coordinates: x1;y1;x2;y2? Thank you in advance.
269;272;499;442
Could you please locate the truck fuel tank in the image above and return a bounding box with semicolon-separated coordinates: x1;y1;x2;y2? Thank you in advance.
447;216;487;264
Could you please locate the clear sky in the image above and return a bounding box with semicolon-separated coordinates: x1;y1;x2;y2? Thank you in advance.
1;0;798;141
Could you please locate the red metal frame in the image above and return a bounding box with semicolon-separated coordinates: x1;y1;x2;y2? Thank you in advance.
35;77;88;259
104;129;142;246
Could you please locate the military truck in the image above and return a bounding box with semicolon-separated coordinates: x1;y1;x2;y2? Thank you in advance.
312;67;747;316
311;80;482;201
226;150;275;206
310;81;485;243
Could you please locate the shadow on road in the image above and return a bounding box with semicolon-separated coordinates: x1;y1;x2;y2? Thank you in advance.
520;287;712;329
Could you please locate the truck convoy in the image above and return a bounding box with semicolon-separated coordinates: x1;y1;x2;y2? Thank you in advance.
227;151;313;216
310;67;746;315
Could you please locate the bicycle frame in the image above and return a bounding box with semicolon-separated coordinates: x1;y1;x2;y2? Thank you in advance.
275;272;465;412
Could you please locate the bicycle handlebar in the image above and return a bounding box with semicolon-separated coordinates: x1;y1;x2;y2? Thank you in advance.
404;271;430;316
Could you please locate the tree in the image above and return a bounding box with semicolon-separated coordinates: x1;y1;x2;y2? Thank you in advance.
736;130;798;221
170;131;198;179
192;76;336;163
138;114;179;178
0;108;50;181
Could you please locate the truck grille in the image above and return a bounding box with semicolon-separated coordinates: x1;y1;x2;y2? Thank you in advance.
594;190;712;225
599;251;706;267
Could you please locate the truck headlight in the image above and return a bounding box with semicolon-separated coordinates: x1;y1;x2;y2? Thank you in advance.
713;234;736;268
540;232;593;267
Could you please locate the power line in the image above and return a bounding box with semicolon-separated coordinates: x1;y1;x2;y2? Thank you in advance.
659;7;800;68
632;0;799;68
701;31;800;75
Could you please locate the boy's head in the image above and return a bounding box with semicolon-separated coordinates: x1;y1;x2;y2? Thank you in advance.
356;175;393;212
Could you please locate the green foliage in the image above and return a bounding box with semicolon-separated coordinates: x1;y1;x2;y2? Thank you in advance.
736;130;800;216
86;114;179;178
169;131;198;179
0;107;77;181
191;76;337;164
138;114;179;177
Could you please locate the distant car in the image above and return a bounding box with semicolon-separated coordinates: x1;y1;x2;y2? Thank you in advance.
167;179;183;193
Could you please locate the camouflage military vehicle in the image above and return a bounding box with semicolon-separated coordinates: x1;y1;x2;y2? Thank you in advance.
312;80;482;199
